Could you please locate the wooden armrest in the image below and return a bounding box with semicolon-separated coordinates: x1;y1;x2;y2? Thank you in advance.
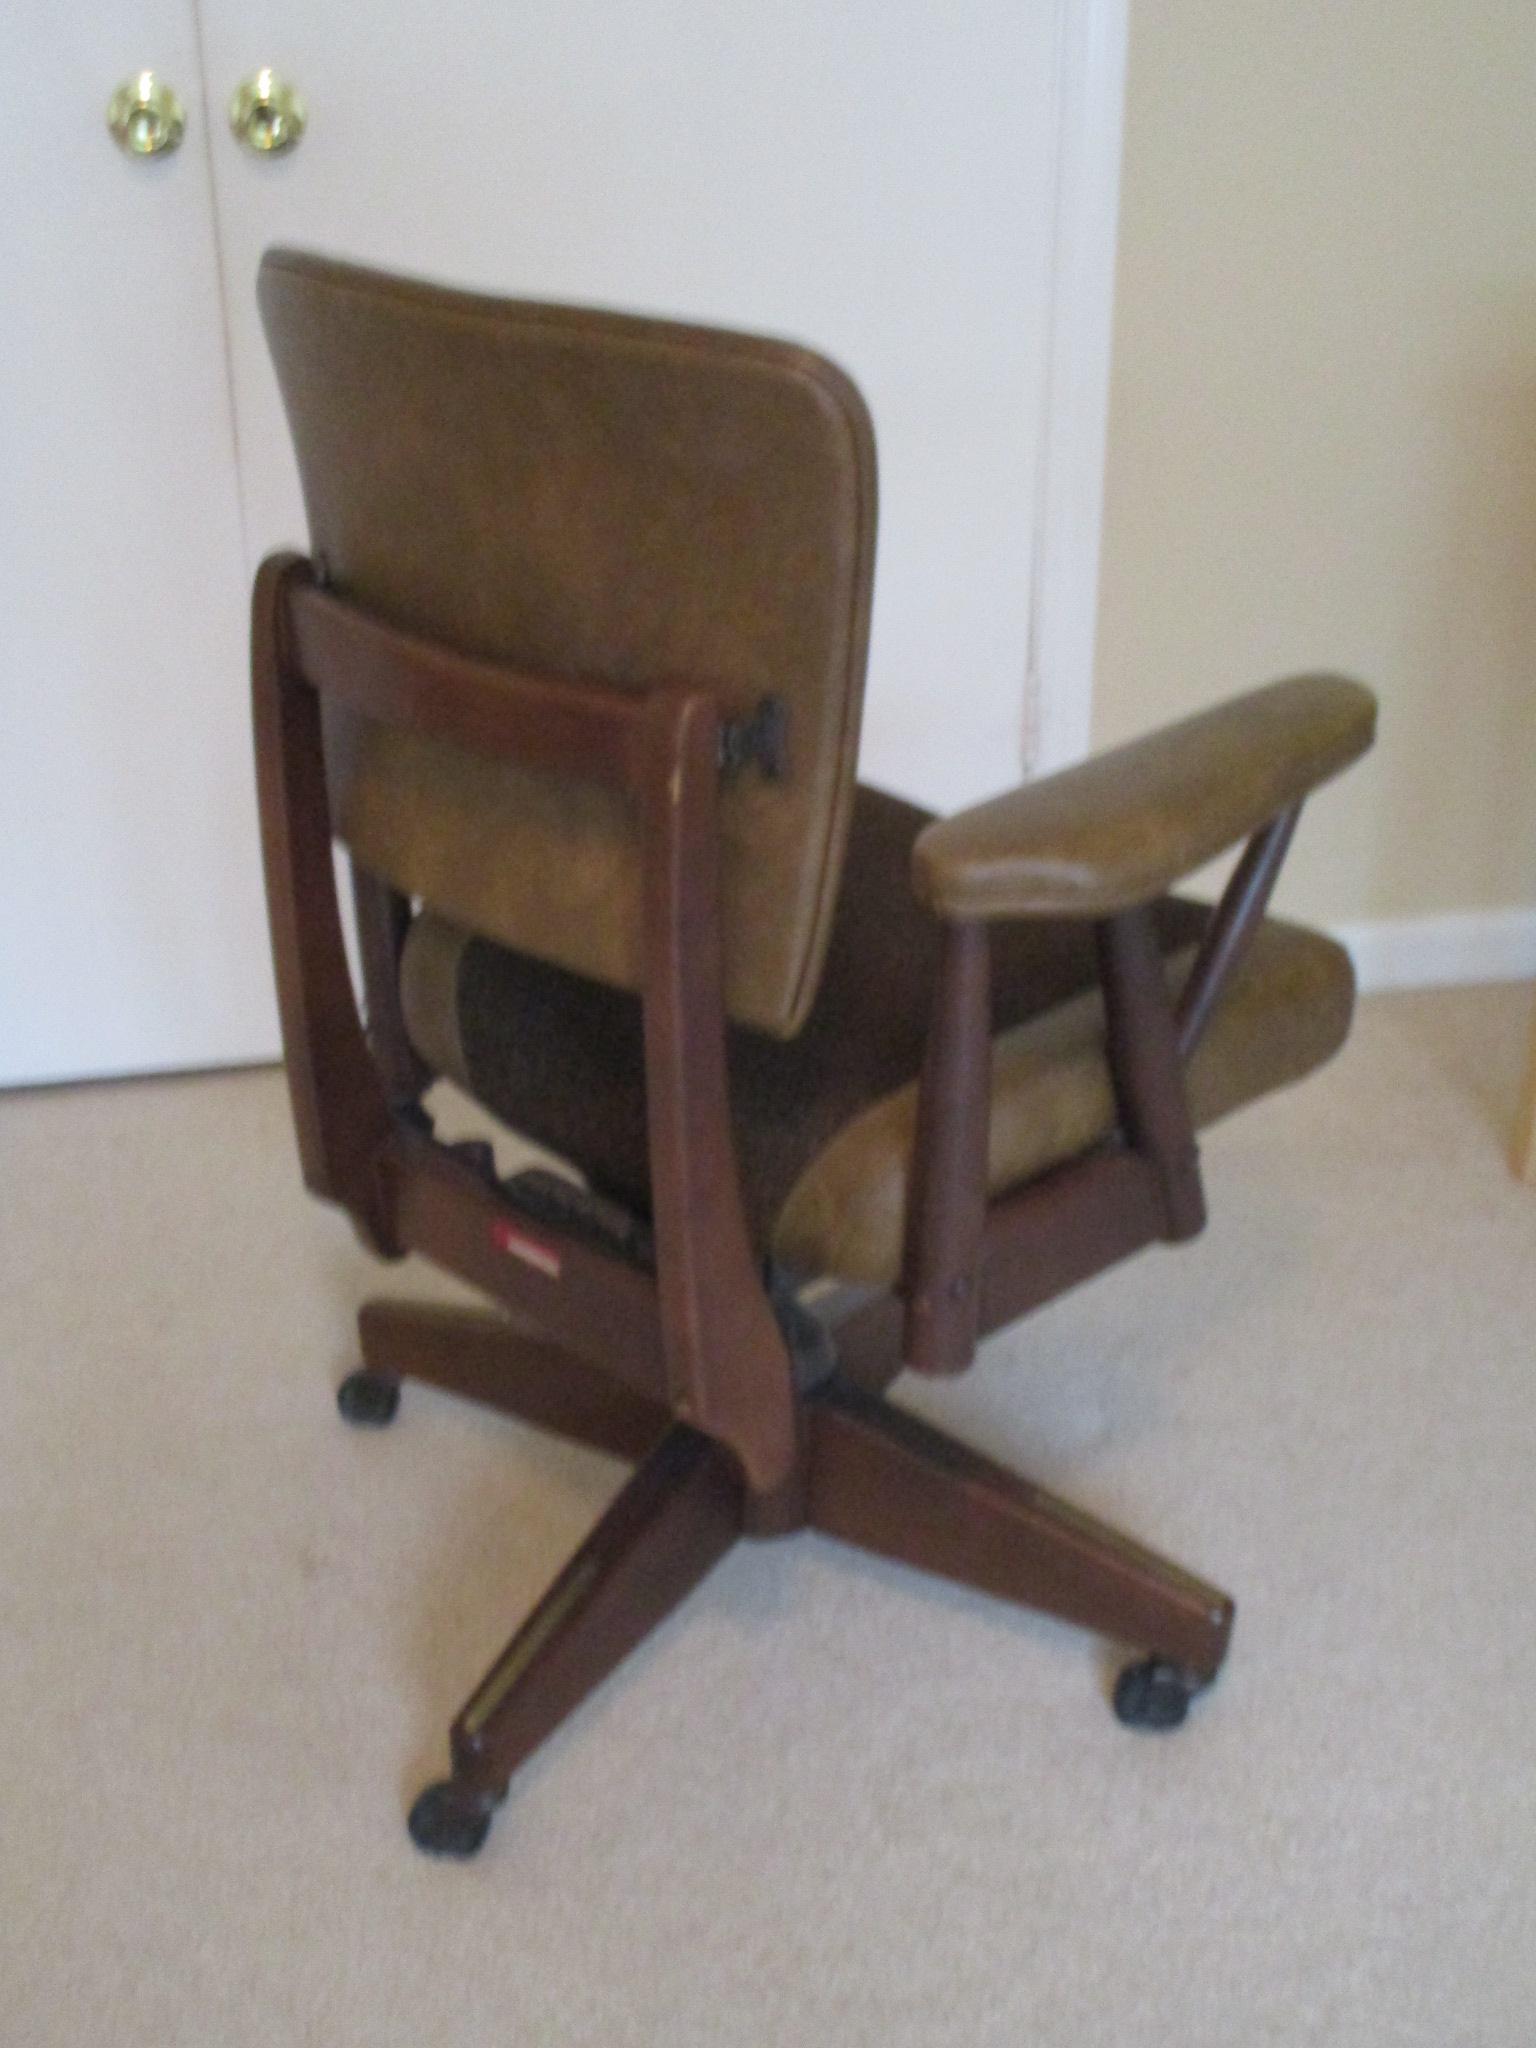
911;674;1376;921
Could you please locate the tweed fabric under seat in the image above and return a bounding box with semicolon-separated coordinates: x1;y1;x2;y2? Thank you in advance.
399;786;1355;1287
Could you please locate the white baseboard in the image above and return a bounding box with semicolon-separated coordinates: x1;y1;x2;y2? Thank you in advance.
1331;908;1536;992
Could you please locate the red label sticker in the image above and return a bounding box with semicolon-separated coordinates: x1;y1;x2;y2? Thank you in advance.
489;1219;562;1279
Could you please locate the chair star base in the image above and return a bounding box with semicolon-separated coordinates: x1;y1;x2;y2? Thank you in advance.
355;1298;1233;1858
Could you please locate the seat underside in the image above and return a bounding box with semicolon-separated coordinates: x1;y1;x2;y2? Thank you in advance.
399;786;1354;1286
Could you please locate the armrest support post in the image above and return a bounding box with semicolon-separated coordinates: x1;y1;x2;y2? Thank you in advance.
1097;911;1205;1241
902;919;993;1376
1175;804;1300;1060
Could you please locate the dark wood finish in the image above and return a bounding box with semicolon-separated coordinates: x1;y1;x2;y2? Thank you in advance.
251;554;397;1253
357;1301;667;1461
901;919;992;1378
445;1426;742;1809
286;578;648;788
977;1147;1167;1334
1176;804;1301;1059
827;1290;907;1394
264;561;799;1496
351;867;431;1103
808;1377;1233;1680
381;1128;670;1406
839;1151;1167;1376
1096;910;1206;1241
636;687;799;1502
277;565;798;1502
248;555;1349;1844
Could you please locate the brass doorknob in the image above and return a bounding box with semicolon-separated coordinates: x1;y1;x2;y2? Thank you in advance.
229;69;306;154
107;72;186;158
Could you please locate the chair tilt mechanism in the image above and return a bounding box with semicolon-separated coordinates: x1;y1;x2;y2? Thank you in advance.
253;250;1376;1859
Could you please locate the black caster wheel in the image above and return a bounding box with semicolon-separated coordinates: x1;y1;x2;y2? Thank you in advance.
336;1370;400;1427
1112;1656;1204;1731
408;1780;495;1859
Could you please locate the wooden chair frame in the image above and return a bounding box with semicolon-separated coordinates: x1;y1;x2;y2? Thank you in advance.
254;553;1301;1856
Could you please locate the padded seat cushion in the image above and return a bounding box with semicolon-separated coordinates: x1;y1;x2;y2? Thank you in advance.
400;787;1354;1286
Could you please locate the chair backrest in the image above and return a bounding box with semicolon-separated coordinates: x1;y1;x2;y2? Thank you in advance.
258;250;877;1040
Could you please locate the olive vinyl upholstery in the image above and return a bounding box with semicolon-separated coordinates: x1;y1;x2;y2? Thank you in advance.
260;252;1358;1296
400;787;1356;1287
912;675;1377;920
259;249;876;1040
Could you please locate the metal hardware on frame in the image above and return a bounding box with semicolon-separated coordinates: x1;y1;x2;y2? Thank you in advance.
718;695;788;780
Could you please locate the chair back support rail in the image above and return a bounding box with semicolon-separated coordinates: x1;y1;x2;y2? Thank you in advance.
900;799;1304;1376
253;552;798;1506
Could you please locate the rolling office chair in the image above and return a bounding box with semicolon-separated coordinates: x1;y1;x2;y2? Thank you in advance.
253;250;1375;1857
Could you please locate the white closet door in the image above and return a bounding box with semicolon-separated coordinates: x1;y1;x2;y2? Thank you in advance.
1;6;276;1083
200;0;1060;812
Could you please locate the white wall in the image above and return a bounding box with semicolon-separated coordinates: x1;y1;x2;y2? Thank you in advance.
1095;0;1536;983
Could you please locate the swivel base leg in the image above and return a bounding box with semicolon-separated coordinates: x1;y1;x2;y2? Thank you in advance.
350;1299;669;1460
412;1424;742;1857
806;1376;1234;1703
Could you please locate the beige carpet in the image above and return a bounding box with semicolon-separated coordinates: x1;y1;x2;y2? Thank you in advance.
3;983;1534;2046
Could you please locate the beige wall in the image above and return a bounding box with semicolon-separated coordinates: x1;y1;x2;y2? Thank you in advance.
1094;0;1536;927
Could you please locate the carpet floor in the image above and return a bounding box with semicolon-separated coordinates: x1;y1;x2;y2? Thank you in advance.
2;982;1533;2046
